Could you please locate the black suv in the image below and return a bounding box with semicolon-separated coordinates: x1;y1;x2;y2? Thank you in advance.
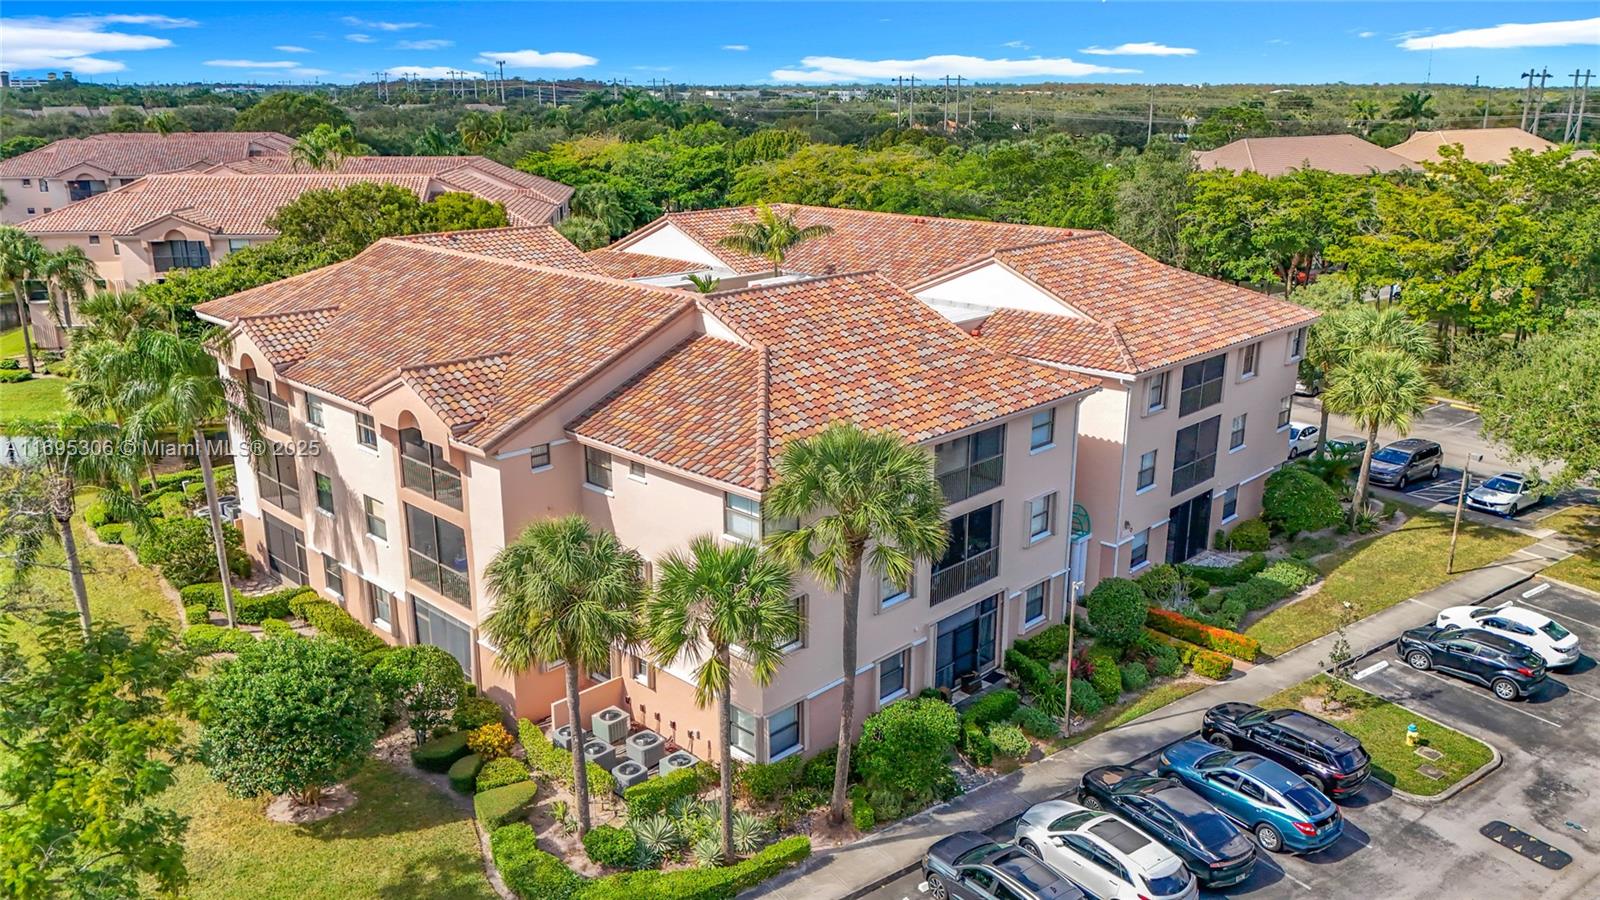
1078;766;1257;888
1397;625;1548;700
1367;438;1443;489
1200;704;1371;799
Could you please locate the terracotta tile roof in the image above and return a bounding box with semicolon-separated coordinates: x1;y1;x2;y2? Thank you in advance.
618;204;1074;287
585;248;704;279
206;154;573;206
0;132;293;179
572;272;1094;488
975;310;1134;374
1389;128;1560;166
393;226;598;272
238;307;337;368
20;174;432;235
987;234;1318;372
195;239;693;449
428;168;561;226
1193;135;1417;177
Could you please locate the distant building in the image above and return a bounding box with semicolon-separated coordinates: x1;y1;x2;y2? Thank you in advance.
1193;134;1417;177
1389;127;1560;166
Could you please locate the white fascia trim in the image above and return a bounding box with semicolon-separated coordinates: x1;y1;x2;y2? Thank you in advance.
494;437;570;461
805;676;845;701
568;432;757;496
195;311;231;326
1240;464;1279;485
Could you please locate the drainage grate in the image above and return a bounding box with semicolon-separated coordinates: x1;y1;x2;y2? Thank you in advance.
1417;765;1445;781
1415;746;1443;762
1480;821;1573;870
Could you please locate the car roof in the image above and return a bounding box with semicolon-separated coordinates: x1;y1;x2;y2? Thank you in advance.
1270;710;1360;750
992;848;1084;898
1450;627;1531;654
1024;799;1090;828
1494;606;1552;628
1485;472;1524;483
1086;817;1178;871
1235;755;1314;792
1384;438;1438;452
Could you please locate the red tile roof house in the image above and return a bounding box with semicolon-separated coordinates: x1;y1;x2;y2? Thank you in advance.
0;131;294;225
605;204;1319;590
195;226;1096;761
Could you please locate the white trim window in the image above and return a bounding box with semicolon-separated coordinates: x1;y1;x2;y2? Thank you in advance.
1240;342;1260;379
1230;413;1247;451
879;568;912;611
1136;450;1157;492
365;580;393;630
1221;484;1240;523
1023;580;1048;628
529;443;552;471
1288;327;1307;361
724;493;761;542
767;702;802;760
1130;528;1150;570
356;412;378;449
364;495;387;541
585;447;613;490
631;654;652;686
1146;371;1169;414
1029;408;1055;451
1277;395;1293;430
305;394;325;429
731;705;758;759
878;648;909;703
628;460;647;482
314;472;335;515
780;595;807;653
1027;493;1055;543
322;553;343;598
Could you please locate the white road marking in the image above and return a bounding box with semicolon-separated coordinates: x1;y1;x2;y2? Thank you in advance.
1353;660;1390;681
1409;669;1564;727
1408;596;1445;611
1554;681;1600;704
1515;599;1600;634
1259;857;1315;892
918;881;929;893
1523;583;1552;599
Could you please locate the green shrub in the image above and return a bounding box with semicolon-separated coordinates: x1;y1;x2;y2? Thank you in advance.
468;722;515;761
988;723;1030;758
583;824;639;869
1004;649;1065;717
1144;630;1234;679
1009;705;1059;739
1069;678;1103;716
0;368;33;383
84;502;112;528
184;602;210;625
1181;552;1268;588
1150;643;1182;677
852;797;876;832
181;623;255;655
1012;623;1072;663
94;523;127;544
288;589;325;619
235;589;296;625
1119;661;1151;691
1221;518;1271;552
800;750;836;792
492;824;580;900
1085;578;1149;647
1135;564;1184;606
960;722;994;766
298;598;388;655
0;357;18;369
1258;560;1320;594
454;694;505;732
573;836;811;900
624;766;703;819
960;688;1019;729
516;718;615;797
411;731;472;772
476;781;539;829
477;757;531;793
448;753;484;793
736;753;804;804
259;617;294;638
1085;644;1123;704
1264;467;1344;538
180;582;224;609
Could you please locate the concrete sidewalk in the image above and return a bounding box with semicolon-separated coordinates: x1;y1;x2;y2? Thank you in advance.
749;537;1577;900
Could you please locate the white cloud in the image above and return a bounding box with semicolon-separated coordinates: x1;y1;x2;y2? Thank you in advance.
1080;42;1197;56
275;45;311;53
477;49;599;69
1357;31;1376;39
722;44;749;51
1002;40;1031;50
1400;17;1600;50
0;15;184;73
771;54;1136;83
396;39;453;50
384;66;486;79
345;34;376;44
205;59;300;68
340;16;424;32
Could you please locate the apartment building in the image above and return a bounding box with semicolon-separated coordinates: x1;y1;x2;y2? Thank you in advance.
195;226;1096;764
0;131;294;225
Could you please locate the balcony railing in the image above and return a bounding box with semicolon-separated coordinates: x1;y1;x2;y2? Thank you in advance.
931;546;999;605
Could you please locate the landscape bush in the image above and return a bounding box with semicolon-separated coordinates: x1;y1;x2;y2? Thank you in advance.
468;722;515;761
854;697;961;822
476;757;531;793
1135;564;1185;606
476;781;539;828
1004;649;1066;717
1069;678;1103;716
297;598;388;655
374;645;468;742
571;836;811;900
517;718;616;797
0;368;33;383
1012;623;1072;663
624;766;703;819
1149;643;1182;677
1263;467;1344;538
259;617;294;639
1084;644;1124;704
1119;661;1151;691
181;623;256;655
235;589;297;625
492;824;581;900
180;582;224;609
1085;578;1149;647
94;523;126;544
83;501;113;528
448;753;484;793
736;754;805;804
453;694;505;732
1220;518;1272;552
960;688;1020;728
140;517;251;587
800;750;836;792
583;824;639;869
851;796;876;832
1009;705;1060;739
959;721;995;766
410;731;472;772
1146;608;1261;661
183;602;209;625
1145;629;1234;679
988;723;1030;758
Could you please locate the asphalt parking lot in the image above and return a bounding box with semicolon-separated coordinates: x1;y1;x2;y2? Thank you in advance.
859;580;1600;900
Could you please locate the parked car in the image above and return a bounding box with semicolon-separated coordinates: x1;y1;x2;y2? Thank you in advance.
1366;438;1442;489
1435;604;1580;668
1200;704;1370;799
1286;422;1321;458
1294;378;1320;397
923;832;1086;900
1397;625;1549;700
1323;435;1367;457
1465;472;1540;517
1015;800;1198;900
1078;766;1257;889
1158;739;1344;854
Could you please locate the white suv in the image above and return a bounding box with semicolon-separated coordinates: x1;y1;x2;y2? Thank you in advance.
1436;604;1581;668
1016;800;1198;900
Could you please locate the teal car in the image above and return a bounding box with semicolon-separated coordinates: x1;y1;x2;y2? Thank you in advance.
1156;739;1343;855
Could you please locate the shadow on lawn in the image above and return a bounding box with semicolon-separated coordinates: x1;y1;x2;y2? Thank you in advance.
371;846;495;900
299;762;475;843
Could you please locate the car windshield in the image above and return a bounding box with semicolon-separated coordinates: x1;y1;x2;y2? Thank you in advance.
1372;447;1410;464
1331;747;1367;769
1540;620;1572;640
1282;783;1328;815
1144;870;1191;896
954;843;999;866
1483;477;1522;493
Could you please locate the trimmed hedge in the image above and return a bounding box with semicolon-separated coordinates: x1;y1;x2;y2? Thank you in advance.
181;623;256;655
183;602;209;625
454;694;505;732
492;824;581;900
411;731;472;772
1009;706;1060;739
1135;564;1184;606
449;753;484;793
1220;518;1271;552
624;766;703;819
582;824;639;869
516;719;617;797
1119;661;1151;691
1011;623;1071;663
1180;553;1267;588
1145;629;1234;679
1084;645;1123;704
1264;466;1344;538
477;757;531;793
476;781;539;828
988;723;1029;758
298;598;388;655
959;722;994;766
1147;608;1261;661
960;688;1019;728
95;523;126;544
1004;649;1066;717
180;582;224;609
736;754;804;804
572;836;811;900
235;588;299;625
1069;678;1103;716
259;617;294;639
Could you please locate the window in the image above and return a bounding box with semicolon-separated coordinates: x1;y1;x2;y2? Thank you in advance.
255;449;300;514
151;240;210;272
1241;342;1260;378
400;428;462;509
584;447;612;490
248;373;291;434
39;179;48;192
724;492;761;542
932;503;1000;604
314;472;334;514
356;412;378;449
1221;485;1239;522
263;513;307;585
1172;416;1221;494
1024;581;1048;626
1027;493;1054;542
25;208;34;216
1136;450;1157;492
1130;529;1150;569
413;595;473;673
632;654;652;686
88;235;100;245
1289;327;1307;360
731;706;757;758
1029;408;1055;450
228;238;252;253
366;580;393;628
323;553;344;596
880;568;911;610
628;460;647;482
529;443;551;470
305;394;325;428
934;424;1005;502
405;503;470;606
1178;354;1226;417
1277;395;1293;429
364;495;387;540
780;595;806;652
112;242;119;256
1146;371;1169;413
20;179;29;187
768;703;802;758
1230;413;1247;450
68;180;106;202
878;649;909;702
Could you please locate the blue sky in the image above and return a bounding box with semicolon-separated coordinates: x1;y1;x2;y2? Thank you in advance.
3;3;1597;87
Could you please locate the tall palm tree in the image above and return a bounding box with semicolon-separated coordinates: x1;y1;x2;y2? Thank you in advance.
1306;307;1434;454
1346;99;1381;137
482;515;643;836
717;203;834;277
37;245;97;331
456;111;507;154
764;423;948;824
0;225;47;373
72;288;164;345
644;536;797;862
412;124;464;156
290;123;370;172
1322;349;1432;526
1388;90;1436;135
144;111;180;135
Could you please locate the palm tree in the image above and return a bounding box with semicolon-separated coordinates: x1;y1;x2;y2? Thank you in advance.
764;423;948;824
456;111;507;154
644;536;797;862
144;111;180;135
1322;349;1431;526
0;226;47;373
72;288;164;345
37;245;97;331
1388;90;1436;135
482;515;643;836
412;125;464;156
717;203;834;277
1347;99;1381;137
685;273;722;294
290;123;370;172
1305;307;1434;455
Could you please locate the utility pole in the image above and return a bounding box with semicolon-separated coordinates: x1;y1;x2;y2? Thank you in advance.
1576;69;1594;142
1531;67;1552;134
1446;452;1484;574
908;74;916;127
1146;86;1155;145
955;75;964;130
1520;68;1537;131
497;60;506;104
894;76;901;126
943;75;950;133
1566;69;1594;142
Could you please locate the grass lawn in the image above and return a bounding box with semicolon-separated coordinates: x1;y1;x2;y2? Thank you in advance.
1539;505;1600;594
1102;679;1209;730
1246;512;1535;657
1261;675;1493;796
0;373;68;423
0;326;26;359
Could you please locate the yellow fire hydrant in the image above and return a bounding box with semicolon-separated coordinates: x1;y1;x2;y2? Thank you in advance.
1405;723;1419;747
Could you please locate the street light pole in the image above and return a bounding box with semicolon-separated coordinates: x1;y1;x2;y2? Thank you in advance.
1447;451;1483;574
1061;579;1082;737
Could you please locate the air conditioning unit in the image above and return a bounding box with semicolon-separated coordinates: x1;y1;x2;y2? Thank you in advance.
658;750;699;777
583;739;619;771
592;706;630;745
611;760;650;794
625;730;665;768
553;723;588;751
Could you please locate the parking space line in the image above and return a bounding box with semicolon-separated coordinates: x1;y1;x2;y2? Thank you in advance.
1554;682;1600;704
1515;599;1600;634
1256;857;1314;892
1403;669;1565;728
